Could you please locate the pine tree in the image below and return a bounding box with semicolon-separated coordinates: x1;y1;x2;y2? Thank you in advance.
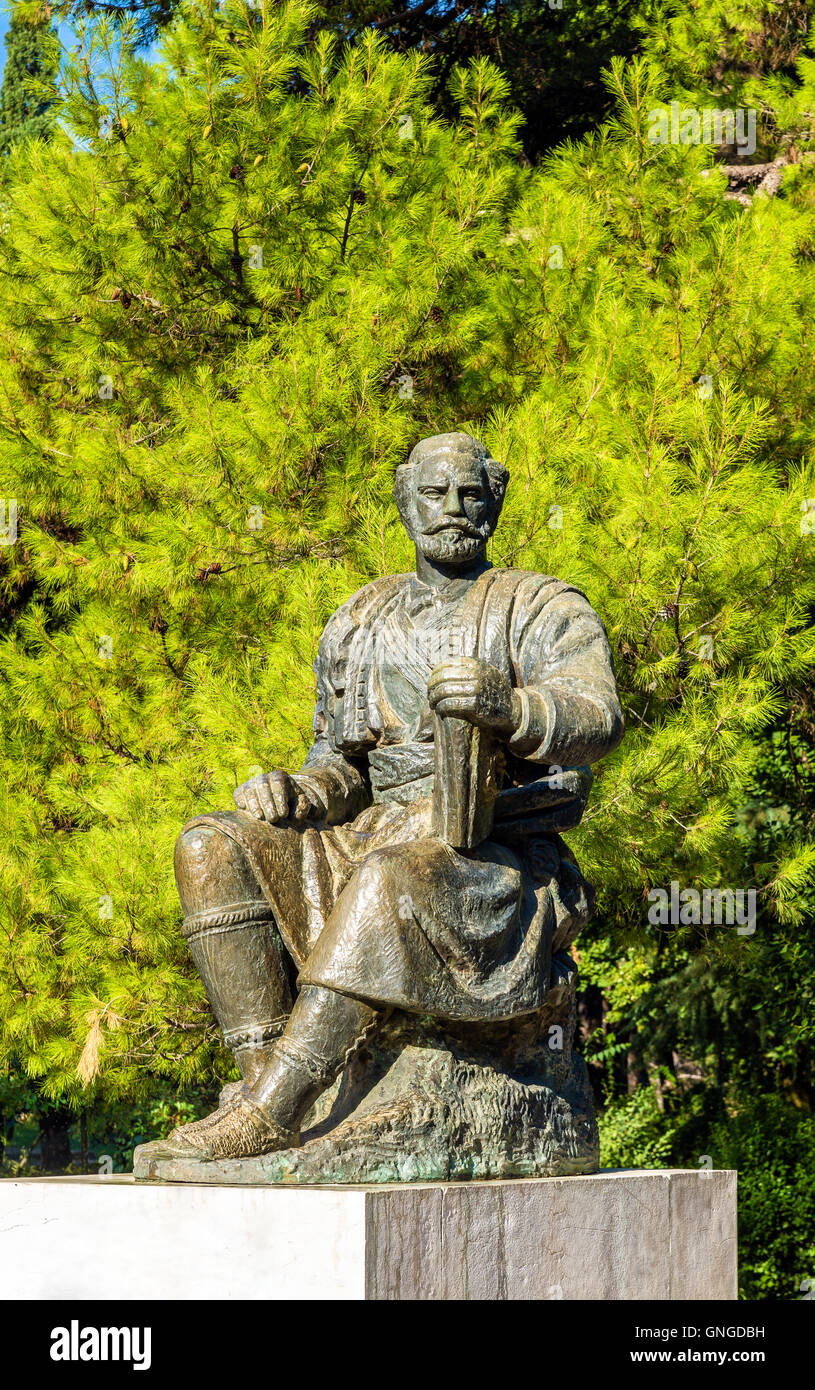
316;0;667;158
57;0;179;49
0;0;526;1111
0;2;58;155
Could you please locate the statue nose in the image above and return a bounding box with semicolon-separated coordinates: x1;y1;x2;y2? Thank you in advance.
443;488;463;515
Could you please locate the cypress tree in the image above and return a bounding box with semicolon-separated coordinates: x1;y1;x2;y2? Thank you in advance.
0;2;58;155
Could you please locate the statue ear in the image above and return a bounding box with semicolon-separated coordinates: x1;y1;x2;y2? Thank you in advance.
486;462;509;525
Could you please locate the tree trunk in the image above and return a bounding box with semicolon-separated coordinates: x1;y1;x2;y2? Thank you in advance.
39;1102;74;1172
80;1111;89;1174
577;983;606;1106
626;1029;648;1093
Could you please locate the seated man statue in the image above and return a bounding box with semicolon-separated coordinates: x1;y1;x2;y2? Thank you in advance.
138;432;623;1165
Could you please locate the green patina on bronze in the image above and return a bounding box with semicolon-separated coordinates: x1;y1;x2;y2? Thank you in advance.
134;432;623;1184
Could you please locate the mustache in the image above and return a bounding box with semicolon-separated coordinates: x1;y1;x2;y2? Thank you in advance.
422;519;485;538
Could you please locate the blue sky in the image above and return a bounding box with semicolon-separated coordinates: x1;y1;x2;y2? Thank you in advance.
0;14;9;78
0;12;80;85
0;9;161;88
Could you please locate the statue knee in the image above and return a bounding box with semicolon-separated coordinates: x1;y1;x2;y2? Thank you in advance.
174;824;215;876
174;819;262;916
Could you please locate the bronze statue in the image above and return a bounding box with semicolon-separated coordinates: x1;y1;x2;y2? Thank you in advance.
135;432;623;1181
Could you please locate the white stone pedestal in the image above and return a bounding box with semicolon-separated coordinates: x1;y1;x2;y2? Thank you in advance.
0;1169;737;1300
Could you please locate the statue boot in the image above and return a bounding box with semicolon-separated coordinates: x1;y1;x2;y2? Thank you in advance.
145;985;380;1160
174;822;295;1095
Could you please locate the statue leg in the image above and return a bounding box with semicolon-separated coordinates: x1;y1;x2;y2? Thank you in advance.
146;985;380;1161
249;985;380;1128
175;822;295;1087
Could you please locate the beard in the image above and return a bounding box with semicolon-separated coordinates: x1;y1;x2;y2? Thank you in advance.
414;517;492;564
414;525;486;564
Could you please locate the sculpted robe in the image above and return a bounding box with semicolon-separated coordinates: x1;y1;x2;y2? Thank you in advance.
185;567;623;1022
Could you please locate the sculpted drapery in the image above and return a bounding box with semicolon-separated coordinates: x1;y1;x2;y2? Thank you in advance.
186;567;622;1020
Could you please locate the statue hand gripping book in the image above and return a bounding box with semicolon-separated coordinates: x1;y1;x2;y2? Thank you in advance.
135;433;624;1184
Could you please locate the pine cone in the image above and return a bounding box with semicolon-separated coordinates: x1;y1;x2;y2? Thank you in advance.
196;562;223;583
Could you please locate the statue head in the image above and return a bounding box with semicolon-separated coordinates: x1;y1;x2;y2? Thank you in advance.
393;432;508;567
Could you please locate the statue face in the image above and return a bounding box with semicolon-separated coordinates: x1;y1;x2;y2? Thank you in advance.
410;455;498;566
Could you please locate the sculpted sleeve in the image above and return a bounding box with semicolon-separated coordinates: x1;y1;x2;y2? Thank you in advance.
294;615;371;825
506;579;624;767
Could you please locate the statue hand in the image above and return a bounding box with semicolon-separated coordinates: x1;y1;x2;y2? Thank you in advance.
233;771;323;824
427;657;521;736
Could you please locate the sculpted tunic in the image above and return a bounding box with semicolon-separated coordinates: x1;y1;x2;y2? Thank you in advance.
185;567;623;1022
